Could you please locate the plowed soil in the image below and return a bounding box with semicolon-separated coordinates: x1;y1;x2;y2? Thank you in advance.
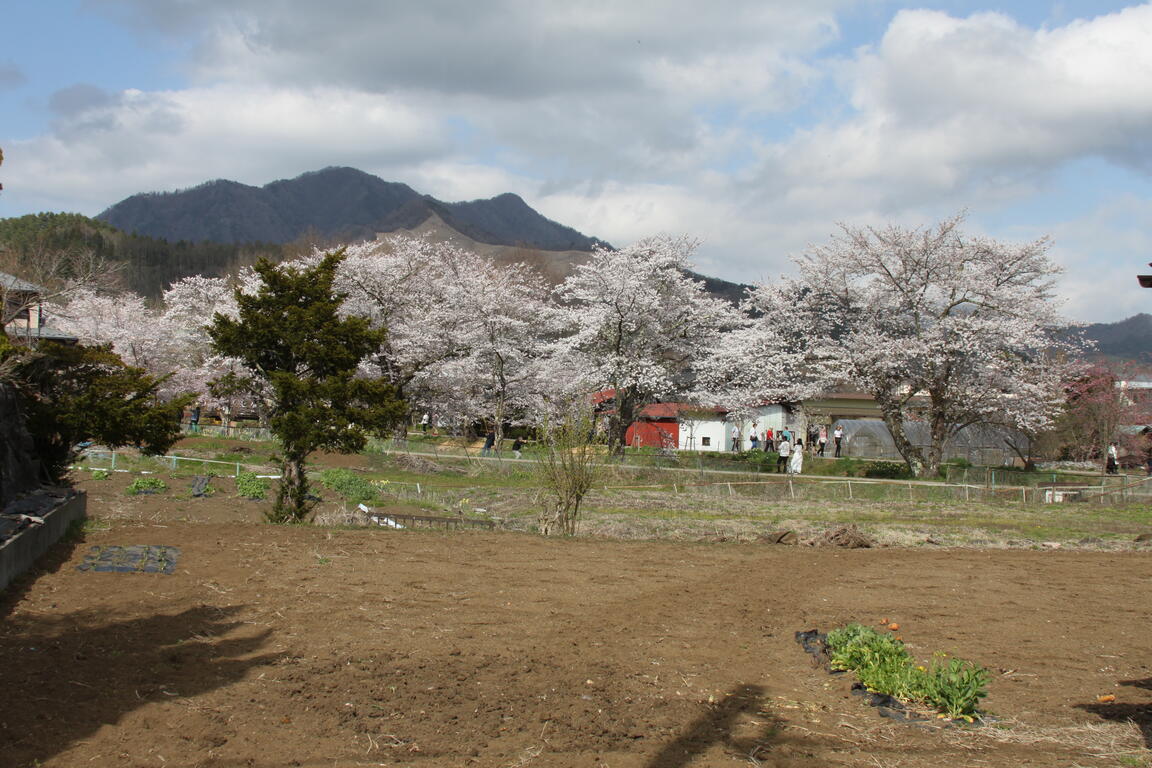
2;480;1150;767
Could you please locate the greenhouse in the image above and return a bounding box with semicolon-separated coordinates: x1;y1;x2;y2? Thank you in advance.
835;419;1025;465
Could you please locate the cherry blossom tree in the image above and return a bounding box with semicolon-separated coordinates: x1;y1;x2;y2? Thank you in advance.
553;235;738;453
760;214;1074;477
691;284;838;418
1053;363;1152;463
419;257;559;447
53;289;175;373
331;236;474;429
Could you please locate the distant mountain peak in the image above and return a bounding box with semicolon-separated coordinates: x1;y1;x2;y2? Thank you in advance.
96;168;603;252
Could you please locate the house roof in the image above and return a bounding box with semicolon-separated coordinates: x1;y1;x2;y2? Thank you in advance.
0;271;44;293
4;324;77;342
636;403;725;420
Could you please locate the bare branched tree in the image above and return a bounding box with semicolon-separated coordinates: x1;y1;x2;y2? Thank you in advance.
534;401;600;536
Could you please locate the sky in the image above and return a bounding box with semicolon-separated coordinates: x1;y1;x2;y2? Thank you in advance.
2;1;1152;323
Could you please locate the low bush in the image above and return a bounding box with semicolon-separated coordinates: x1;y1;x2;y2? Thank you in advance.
824;623;988;720
317;468;378;503
235;471;269;500
859;461;912;479
90;469;111;481
126;477;167;495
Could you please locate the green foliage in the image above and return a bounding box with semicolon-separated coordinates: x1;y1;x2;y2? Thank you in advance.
859;461;913;479
919;653;990;719
734;450;775;473
0;212;283;299
1;341;191;481
234;471;269;500
824;623;989;720
90;468;111;480
126;476;167;495
317;468;378;503
208;252;405;522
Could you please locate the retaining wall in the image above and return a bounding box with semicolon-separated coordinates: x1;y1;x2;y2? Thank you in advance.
0;490;87;592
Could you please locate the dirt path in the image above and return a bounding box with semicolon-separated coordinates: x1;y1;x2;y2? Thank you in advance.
2;497;1151;768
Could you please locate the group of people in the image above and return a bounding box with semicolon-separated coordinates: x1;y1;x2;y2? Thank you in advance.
738;422;847;472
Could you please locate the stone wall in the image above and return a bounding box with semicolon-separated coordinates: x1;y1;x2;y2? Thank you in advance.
0;383;41;508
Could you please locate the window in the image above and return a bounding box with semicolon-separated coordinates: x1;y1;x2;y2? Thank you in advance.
701;437;711;446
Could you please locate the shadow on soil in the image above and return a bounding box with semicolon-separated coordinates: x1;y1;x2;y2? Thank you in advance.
645;683;786;768
1077;677;1152;749
0;603;276;766
0;524;87;621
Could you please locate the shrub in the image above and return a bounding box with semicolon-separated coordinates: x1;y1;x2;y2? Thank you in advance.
235;471;269;500
90;469;111;481
317;468;378;503
126;477;167;495
920;653;990;719
824;623;989;720
859;461;912;479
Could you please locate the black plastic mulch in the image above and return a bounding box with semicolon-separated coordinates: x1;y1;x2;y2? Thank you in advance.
77;545;180;574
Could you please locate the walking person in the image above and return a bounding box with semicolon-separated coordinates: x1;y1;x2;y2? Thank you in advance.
1106;441;1119;475
833;423;844;457
420;412;430;433
776;435;792;473
512;437;524;459
817;426;827;457
749;429;759;451
481;429;496;457
764;427;774;452
789;439;804;474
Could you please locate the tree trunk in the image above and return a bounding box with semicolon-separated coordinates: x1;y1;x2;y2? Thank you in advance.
877;396;926;477
609;388;638;456
273;451;311;523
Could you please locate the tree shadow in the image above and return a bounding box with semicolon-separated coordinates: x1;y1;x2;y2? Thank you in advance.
1077;677;1152;749
0;522;87;621
0;603;276;766
645;683;786;768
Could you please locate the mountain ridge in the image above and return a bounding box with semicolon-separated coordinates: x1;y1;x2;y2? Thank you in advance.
97;166;607;252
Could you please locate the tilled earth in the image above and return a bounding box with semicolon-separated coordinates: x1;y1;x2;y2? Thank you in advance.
1;484;1150;767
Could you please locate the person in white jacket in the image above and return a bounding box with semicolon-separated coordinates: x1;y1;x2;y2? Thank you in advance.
789;439;804;474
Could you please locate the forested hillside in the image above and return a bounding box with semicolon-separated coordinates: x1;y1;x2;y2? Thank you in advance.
0;212;285;297
97;167;605;251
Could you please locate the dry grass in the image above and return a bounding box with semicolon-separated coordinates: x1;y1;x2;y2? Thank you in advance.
943;718;1150;763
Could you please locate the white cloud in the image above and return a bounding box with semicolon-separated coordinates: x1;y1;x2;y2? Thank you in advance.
4;85;450;212
5;2;1152;324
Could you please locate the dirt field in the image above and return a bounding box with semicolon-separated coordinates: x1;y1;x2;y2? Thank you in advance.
2;479;1151;767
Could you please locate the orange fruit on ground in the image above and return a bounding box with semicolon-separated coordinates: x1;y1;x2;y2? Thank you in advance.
887;623;900;631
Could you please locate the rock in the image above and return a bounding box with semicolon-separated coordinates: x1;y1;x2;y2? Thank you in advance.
1041;541;1062;549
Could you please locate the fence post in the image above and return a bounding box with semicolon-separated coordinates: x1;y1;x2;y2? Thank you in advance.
171;456;177;470
235;462;241;477
788;477;795;499
417;483;422;496
111;451;117;471
727;483;733;496
847;480;853;500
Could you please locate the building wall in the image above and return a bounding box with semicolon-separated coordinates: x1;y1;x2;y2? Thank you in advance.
681;405;805;452
625;420;679;449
